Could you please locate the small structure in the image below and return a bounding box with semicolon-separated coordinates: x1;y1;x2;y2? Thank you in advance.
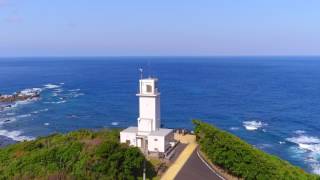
120;77;175;154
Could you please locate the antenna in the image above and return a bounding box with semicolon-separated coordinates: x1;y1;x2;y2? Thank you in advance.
139;68;143;79
147;60;151;78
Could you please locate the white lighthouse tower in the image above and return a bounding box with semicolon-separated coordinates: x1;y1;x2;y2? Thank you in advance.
120;77;174;154
137;78;161;133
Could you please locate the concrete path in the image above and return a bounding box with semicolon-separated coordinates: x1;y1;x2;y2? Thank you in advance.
160;142;198;180
175;149;223;180
161;134;224;180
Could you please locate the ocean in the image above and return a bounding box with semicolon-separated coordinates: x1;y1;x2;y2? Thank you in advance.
1;57;320;174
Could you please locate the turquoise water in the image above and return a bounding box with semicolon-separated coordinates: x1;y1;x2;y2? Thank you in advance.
1;57;320;174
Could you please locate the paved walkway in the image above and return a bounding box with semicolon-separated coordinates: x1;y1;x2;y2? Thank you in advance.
175;149;223;180
161;134;224;180
160;141;198;180
161;135;198;180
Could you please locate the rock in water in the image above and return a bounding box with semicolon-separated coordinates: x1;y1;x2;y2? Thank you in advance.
0;88;41;103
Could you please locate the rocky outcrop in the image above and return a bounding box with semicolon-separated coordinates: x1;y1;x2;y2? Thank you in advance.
0;88;41;103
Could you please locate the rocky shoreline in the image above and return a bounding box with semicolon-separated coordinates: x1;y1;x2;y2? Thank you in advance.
0;88;40;103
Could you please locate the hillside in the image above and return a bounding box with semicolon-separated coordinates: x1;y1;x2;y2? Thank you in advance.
0;129;156;180
193;120;320;180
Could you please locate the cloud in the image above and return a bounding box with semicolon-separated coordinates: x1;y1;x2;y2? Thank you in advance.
5;15;23;23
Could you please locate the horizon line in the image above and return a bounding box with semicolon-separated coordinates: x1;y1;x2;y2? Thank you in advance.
1;55;320;59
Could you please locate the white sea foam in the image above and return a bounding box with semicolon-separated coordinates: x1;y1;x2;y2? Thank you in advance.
287;135;320;146
111;122;119;126
44;123;50;126
257;143;273;149
0;129;34;141
0;117;16;125
294;130;306;134
55;100;66;104
15;98;38;105
72;93;84;98
31;108;49;114
286;133;320;174
53;88;63;93
16;114;32;118
20;87;42;94
44;100;66;104
1;98;37;111
68;89;81;92
286;135;320;152
243;121;266;131
44;84;60;89
303;152;320;174
310;162;320;174
230;127;239;130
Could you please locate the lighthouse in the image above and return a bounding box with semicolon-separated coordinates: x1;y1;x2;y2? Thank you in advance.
120;77;174;154
137;78;161;132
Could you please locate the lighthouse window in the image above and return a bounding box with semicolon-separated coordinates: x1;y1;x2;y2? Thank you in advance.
146;85;152;93
154;138;158;141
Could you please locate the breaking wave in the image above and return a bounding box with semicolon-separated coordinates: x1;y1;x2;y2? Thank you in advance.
68;89;81;92
53;88;63;93
111;122;119;126
287;133;320;174
0;130;34;142
72;93;84;98
16;114;32;118
44;100;67;104
286;135;320;153
230;127;240;131
243;121;267;131
294;130;306;134
44;83;60;89
31;108;49;114
1;98;38;112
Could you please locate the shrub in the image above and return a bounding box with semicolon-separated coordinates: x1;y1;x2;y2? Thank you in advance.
0;129;156;180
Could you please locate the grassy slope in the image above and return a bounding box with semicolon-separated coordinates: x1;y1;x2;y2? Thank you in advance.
193;120;320;180
0;129;156;180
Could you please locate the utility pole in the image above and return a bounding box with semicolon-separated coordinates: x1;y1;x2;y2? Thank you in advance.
143;137;146;180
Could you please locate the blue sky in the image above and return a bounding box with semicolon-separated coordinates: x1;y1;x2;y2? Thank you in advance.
0;0;320;56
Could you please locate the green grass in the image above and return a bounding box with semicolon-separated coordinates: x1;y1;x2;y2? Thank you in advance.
0;129;156;180
193;120;320;180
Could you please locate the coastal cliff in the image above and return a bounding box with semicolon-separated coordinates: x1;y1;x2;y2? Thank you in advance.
1;122;319;179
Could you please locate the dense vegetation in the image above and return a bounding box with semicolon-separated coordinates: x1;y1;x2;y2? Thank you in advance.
0;129;156;180
193;120;320;180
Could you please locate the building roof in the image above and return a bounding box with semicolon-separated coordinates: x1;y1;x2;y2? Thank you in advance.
120;127;138;134
121;127;173;137
149;128;173;136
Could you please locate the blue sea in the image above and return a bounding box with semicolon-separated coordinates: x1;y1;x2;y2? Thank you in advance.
1;57;320;174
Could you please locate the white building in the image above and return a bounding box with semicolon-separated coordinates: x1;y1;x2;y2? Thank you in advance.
120;77;174;153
